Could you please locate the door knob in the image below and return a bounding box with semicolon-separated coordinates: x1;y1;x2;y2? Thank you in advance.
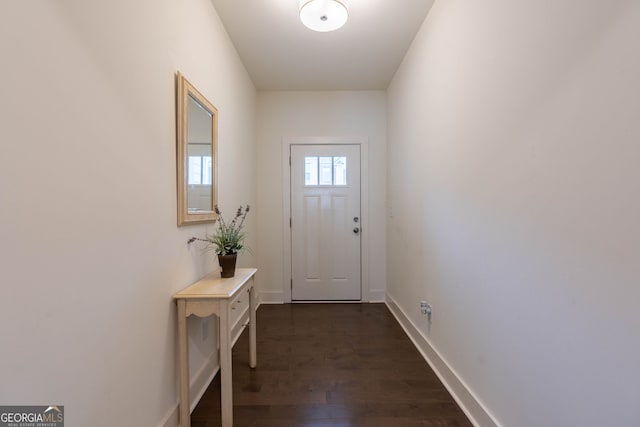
353;227;360;234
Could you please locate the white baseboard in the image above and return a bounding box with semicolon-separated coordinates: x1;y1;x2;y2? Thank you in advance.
158;361;220;427
157;401;178;427
260;290;385;304
368;289;386;302
385;295;500;427
259;290;284;304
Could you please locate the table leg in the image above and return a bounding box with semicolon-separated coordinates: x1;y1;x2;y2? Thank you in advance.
219;301;233;427
177;299;190;427
249;282;257;368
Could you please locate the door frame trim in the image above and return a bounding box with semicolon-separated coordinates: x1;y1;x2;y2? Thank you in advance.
282;136;370;303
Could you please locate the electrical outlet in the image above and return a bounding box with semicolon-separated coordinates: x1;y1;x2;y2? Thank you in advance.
420;301;432;318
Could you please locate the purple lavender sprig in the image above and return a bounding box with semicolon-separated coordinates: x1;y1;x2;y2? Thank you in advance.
187;205;251;255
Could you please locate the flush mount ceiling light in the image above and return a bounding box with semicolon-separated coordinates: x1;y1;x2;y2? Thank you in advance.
299;0;349;32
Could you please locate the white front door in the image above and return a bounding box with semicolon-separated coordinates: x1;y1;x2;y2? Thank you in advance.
290;144;361;301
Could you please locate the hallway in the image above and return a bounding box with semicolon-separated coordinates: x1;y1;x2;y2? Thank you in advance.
192;304;472;426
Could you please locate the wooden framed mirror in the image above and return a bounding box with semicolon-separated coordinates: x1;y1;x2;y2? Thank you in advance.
176;72;218;226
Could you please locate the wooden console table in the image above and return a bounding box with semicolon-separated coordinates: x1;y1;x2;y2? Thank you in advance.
174;268;257;427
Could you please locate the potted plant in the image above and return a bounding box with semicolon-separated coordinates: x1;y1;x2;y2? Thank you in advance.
188;205;250;278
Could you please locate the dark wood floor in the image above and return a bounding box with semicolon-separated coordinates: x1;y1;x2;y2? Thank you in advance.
192;303;473;427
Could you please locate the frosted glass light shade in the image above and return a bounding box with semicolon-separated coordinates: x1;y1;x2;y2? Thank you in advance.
299;0;349;32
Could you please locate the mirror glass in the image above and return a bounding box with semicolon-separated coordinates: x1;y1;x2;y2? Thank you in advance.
187;96;213;211
176;72;218;226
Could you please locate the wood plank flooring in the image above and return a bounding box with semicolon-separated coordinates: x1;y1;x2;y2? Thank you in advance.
191;303;473;427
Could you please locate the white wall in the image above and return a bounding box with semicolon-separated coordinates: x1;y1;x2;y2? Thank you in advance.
255;91;387;302
387;1;640;426
0;1;255;426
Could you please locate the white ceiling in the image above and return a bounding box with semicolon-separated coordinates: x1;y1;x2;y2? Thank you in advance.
210;0;435;91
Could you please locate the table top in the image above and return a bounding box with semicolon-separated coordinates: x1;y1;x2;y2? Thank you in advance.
173;268;257;300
